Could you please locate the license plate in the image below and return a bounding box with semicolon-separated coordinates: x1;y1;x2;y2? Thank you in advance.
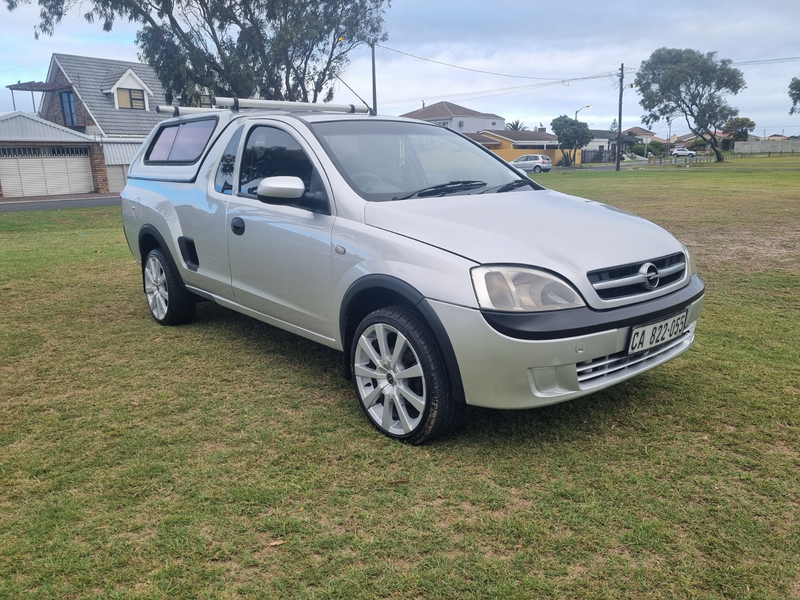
628;310;688;354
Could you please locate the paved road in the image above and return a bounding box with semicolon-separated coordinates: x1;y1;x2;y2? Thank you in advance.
0;193;121;213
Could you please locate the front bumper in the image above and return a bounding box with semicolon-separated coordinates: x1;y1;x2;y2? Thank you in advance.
428;276;704;409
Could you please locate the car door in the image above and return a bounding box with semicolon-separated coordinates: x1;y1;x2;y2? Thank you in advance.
225;123;336;340
181;123;245;301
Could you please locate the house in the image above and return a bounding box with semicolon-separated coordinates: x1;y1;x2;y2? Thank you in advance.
400;101;505;133
622;126;656;144
671;133;697;147
478;128;565;164
583;129;641;162
0;111;99;198
460;133;502;149
7;53;172;194
671;131;736;152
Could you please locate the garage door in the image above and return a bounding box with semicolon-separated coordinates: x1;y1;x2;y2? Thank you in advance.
0;148;94;198
107;165;128;193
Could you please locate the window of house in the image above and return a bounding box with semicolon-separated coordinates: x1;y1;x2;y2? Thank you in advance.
118;88;146;110
145;118;217;163
60;91;77;126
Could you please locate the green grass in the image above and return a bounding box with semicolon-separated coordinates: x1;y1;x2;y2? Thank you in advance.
2;160;800;599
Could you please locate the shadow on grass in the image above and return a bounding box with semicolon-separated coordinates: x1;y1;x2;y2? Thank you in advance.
183;299;675;449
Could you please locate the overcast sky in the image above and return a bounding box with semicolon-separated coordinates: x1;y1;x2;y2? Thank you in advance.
2;0;799;139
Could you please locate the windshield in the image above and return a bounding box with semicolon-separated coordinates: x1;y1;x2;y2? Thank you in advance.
310;120;533;201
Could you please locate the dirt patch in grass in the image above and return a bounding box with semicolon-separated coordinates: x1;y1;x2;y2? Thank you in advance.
682;228;800;273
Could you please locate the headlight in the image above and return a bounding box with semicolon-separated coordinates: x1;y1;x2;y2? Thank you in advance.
471;265;586;312
682;244;698;277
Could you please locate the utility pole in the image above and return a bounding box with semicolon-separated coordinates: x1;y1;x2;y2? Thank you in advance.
615;63;624;172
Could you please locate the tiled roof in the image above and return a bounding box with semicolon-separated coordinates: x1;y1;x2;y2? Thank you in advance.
400;101;503;121
0;111;94;143
481;129;559;142
622;126;656;136
590;130;642;142
49;53;170;137
589;129;619;138
462;133;501;145
100;69;129;92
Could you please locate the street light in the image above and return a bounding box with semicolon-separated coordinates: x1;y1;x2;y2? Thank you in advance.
575;104;592;120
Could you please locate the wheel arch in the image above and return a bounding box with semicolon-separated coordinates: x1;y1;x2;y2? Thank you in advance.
340;274;465;404
138;224;187;291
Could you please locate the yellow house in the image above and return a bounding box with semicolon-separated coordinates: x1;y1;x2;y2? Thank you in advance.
471;129;578;166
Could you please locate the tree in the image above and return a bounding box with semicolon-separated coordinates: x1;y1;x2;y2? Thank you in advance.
550;115;593;167
506;120;528;131
6;0;391;106
790;77;800;115
634;48;745;162
722;117;756;142
647;140;663;156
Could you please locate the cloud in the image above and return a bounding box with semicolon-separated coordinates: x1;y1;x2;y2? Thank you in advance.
2;0;798;136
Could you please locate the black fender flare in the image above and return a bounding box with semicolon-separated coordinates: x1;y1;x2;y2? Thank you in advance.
137;224;188;291
340;274;465;404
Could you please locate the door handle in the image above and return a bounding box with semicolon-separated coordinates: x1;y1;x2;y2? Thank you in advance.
231;217;245;236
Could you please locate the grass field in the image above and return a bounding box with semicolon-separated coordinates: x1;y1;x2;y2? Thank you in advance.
2;157;799;599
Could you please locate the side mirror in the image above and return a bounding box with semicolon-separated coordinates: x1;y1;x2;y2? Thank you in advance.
256;176;306;203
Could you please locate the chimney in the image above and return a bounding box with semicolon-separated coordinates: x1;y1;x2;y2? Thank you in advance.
538;127;546;133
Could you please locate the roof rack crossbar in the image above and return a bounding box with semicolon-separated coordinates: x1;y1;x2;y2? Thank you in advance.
212;96;370;114
156;97;372;117
156;105;218;117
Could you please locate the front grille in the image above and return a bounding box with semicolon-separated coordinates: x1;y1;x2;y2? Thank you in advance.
588;252;686;300
576;330;693;388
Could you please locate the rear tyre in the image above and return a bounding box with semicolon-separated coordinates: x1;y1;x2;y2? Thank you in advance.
533;165;542;173
351;306;461;444
143;248;196;326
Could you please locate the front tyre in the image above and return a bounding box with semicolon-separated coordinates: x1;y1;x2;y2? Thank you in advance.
351;306;461;444
143;248;196;325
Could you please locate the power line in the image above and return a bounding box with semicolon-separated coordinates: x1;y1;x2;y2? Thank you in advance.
376;44;634;82
0;58;49;75
731;56;800;66
378;43;800;84
379;78;598;108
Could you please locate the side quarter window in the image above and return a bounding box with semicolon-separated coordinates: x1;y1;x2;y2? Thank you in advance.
214;126;243;195
238;125;327;213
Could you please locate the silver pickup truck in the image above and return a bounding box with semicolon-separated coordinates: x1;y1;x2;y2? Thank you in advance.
121;98;704;444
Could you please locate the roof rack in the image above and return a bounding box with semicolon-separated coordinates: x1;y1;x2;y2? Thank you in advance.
156;96;372;118
156;105;217;117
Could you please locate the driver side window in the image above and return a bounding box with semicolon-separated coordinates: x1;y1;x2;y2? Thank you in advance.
239;126;313;198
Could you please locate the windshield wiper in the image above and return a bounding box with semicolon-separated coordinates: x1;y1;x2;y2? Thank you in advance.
393;180;487;200
485;179;539;194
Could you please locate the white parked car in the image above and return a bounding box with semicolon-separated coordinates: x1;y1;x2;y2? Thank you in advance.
511;154;552;173
121;98;704;444
671;147;696;157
